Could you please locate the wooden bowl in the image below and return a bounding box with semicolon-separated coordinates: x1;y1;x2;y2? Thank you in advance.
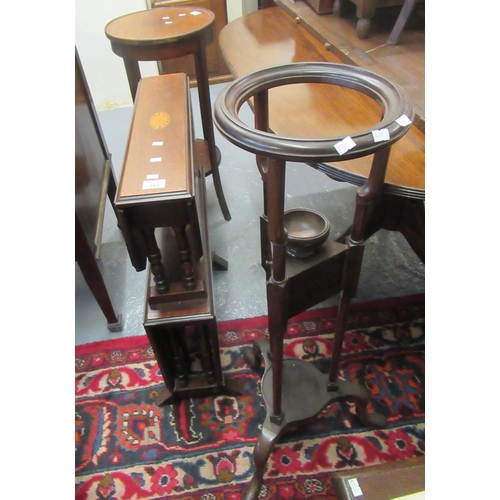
284;208;330;258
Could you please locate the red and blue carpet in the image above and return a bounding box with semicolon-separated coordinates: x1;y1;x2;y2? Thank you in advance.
75;294;424;499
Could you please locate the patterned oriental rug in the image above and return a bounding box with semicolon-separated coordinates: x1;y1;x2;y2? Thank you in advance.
75;294;425;500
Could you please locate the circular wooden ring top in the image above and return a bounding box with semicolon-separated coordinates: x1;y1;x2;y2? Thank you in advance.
213;62;414;163
105;7;215;46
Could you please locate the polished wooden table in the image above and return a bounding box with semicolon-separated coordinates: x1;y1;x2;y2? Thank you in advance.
115;72;233;403
219;6;424;260
114;73;205;303
105;6;231;221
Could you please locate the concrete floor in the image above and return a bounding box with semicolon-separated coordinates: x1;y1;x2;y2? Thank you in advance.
75;82;425;346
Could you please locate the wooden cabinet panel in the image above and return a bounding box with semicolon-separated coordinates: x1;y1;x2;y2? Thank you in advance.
152;0;231;84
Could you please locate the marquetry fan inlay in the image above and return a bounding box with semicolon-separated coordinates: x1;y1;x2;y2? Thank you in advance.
149;111;170;129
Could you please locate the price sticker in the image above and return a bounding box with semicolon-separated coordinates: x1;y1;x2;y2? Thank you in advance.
334;136;356;155
372;129;390;142
347;478;363;497
142;179;166;190
396;114;412;127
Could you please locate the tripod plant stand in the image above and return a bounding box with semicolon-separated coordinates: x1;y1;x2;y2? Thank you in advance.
214;62;414;499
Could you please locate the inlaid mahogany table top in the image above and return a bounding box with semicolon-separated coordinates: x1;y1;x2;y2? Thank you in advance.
116;73;192;201
219;7;424;199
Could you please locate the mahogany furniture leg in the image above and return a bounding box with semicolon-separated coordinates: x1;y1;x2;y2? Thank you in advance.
123;58;141;101
387;0;418;45
169;327;189;388
197;324;216;384
193;47;231;221
243;417;280;500
142;228;169;294
75;216;123;332
172;225;196;290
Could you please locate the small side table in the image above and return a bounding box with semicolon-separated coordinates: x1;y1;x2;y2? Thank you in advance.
115;73;205;304
105;6;231;221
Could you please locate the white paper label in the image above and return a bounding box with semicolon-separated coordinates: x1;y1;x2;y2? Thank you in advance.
142;179;166;190
396;114;412;127
334;136;356;155
179;13;186;16
150;157;162;163
152;141;164;146
372;129;390;142
348;478;363;497
164;21;173;24
146;174;159;180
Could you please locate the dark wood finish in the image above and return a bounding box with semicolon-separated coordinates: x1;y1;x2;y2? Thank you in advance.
115;71;234;402
333;0;424;40
214;62;415;499
333;456;425;499
105;6;231;220
114;73;204;301
151;0;231;85
306;0;334;15
75;48;122;332
143;158;240;404
387;0;418;45
276;0;424;130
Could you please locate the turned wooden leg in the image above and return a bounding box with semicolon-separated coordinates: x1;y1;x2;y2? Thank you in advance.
172;225;196;290
197;324;216;384
356;17;371;39
142;228;169;294
328;240;364;386
169;327;189;388
355;3;376;39
266;157;288;422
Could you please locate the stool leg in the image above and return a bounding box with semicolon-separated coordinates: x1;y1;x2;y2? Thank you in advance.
197;325;216;384
172;225;196;290
169;327;189;388
123;58;141;101
142;228;169;294
193;48;231;221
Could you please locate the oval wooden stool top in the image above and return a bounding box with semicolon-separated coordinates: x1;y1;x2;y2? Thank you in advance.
105;7;215;62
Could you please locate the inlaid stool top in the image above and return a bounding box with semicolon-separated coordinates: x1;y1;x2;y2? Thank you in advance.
105;7;215;48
